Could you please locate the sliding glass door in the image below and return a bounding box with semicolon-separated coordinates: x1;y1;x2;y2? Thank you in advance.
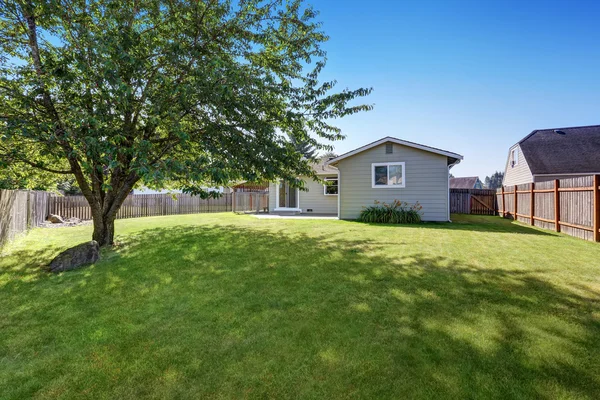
278;181;298;208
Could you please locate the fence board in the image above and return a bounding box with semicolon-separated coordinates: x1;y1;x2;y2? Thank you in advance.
48;193;232;221
497;176;599;242
450;189;497;215
0;190;50;248
233;192;269;213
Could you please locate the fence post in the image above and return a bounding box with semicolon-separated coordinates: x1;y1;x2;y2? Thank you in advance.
514;185;518;220
594;175;600;242
232;191;236;213
554;179;560;232
530;182;535;226
501;186;505;218
26;191;32;229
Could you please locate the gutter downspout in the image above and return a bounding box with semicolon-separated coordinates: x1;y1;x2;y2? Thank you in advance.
337;167;341;219
447;159;461;222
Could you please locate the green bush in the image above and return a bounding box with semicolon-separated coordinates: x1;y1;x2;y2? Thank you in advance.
358;200;423;224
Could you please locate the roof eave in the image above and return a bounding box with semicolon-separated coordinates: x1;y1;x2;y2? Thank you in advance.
325;136;463;167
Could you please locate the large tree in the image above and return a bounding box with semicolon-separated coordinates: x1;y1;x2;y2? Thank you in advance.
0;0;371;245
484;171;504;189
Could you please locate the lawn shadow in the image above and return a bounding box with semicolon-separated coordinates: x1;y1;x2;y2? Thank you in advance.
356;214;555;236
1;221;598;398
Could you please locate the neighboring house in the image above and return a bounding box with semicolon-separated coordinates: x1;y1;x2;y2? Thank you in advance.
450;176;483;189
267;162;339;215
268;136;463;221
503;125;600;186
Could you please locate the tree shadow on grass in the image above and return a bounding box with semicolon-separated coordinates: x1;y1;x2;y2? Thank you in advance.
1;223;599;399
356;214;555;236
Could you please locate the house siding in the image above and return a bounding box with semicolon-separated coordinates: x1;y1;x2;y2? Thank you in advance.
503;144;533;186
335;143;450;221
268;183;277;210
533;174;597;183
268;175;338;214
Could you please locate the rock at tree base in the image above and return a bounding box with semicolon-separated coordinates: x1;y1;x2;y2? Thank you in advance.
48;241;100;273
48;214;64;223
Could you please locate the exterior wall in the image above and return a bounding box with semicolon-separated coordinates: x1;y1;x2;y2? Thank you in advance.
503;144;533;186
268;182;277;211
299;175;338;214
267;175;338;214
534;174;595;183
335;143;450;221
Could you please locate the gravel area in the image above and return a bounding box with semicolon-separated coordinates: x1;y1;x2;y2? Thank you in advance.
41;217;93;228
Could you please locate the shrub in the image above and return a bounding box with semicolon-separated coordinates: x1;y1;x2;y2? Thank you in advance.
358;200;423;224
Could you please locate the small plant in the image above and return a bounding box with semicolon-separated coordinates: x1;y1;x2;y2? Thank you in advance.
358;200;423;224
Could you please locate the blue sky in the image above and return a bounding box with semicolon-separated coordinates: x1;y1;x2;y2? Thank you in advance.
314;0;600;179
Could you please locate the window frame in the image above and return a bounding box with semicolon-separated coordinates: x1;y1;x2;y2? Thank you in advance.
323;177;339;196
371;162;406;189
511;148;519;166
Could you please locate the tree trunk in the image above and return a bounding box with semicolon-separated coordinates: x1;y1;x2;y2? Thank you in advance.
92;212;116;246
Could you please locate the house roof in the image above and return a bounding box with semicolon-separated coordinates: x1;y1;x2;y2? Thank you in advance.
517;125;600;175
311;162;338;175
449;177;480;189
325;136;463;166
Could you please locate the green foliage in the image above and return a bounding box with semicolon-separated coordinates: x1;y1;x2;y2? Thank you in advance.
0;163;62;190
484;171;504;189
319;151;338;161
0;0;372;243
358;200;423;224
288;134;317;160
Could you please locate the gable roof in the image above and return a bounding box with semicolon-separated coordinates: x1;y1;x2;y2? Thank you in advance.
517;125;600;175
325;136;463;166
311;162;338;175
449;177;480;189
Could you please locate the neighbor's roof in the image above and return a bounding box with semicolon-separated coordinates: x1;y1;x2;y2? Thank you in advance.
517;125;600;175
325;136;463;166
311;162;338;175
449;177;480;189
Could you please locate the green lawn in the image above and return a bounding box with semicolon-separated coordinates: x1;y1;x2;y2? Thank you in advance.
1;214;600;399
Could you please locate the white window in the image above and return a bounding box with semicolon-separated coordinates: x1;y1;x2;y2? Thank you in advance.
511;148;519;166
372;162;405;188
323;177;338;195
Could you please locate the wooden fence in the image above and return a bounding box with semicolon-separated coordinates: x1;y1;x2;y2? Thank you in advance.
232;192;269;213
496;175;600;242
49;193;233;220
0;190;50;248
450;189;497;215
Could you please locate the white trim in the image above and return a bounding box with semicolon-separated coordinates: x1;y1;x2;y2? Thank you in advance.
371;162;406;188
325;136;463;166
511;148;519;166
273;207;302;212
323;177;339;196
534;172;600;176
337;168;341;219
447;159;461;222
274;180;300;210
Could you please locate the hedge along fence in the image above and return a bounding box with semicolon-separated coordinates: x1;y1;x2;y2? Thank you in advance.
0;190;50;248
48;193;233;220
496;175;600;242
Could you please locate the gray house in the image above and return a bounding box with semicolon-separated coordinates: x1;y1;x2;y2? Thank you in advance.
268;162;338;215
268;137;463;221
503;125;600;186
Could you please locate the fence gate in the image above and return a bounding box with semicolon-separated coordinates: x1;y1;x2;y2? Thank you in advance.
450;189;497;215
